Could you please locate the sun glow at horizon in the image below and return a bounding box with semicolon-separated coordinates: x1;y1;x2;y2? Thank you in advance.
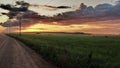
0;26;6;32
4;19;120;35
21;23;103;33
1;22;120;35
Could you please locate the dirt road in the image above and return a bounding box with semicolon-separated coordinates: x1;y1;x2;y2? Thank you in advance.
0;34;57;68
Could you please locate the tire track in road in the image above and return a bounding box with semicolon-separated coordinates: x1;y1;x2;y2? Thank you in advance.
0;34;58;68
0;37;14;68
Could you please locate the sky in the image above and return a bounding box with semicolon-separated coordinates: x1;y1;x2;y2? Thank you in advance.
0;0;116;18
0;0;116;16
0;0;120;35
0;0;114;6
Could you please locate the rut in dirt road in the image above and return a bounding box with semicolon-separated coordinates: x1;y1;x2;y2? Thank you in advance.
0;34;58;68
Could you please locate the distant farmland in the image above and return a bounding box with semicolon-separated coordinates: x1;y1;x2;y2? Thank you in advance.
8;34;120;68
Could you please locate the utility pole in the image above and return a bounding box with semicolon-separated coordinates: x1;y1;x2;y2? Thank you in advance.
7;26;10;34
8;20;11;34
19;17;22;36
17;12;23;36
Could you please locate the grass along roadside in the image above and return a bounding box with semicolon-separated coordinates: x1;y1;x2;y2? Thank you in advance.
7;34;120;68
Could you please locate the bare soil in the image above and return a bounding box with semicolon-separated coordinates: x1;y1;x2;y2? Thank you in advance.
0;34;58;68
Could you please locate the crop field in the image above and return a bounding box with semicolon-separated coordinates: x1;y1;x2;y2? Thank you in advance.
8;34;120;68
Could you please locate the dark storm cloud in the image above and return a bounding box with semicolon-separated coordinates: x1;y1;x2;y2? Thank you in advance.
0;1;29;12
43;5;71;9
0;1;48;26
0;1;71;27
50;1;120;25
56;3;120;18
30;4;71;11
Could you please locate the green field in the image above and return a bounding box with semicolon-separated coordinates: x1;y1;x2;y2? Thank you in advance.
8;34;120;68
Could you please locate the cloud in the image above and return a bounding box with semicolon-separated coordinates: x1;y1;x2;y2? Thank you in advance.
51;2;120;25
0;2;29;12
1;1;120;27
0;1;72;27
29;3;71;11
43;5;71;9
